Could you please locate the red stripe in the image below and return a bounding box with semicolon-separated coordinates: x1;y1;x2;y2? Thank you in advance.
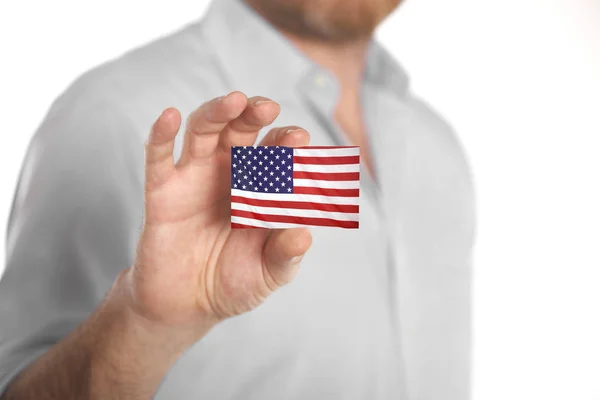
298;146;359;150
293;171;360;181
230;222;261;229
231;196;359;213
231;210;359;229
293;187;359;197
293;155;360;165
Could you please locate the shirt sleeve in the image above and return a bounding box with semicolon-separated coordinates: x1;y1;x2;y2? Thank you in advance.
0;93;145;394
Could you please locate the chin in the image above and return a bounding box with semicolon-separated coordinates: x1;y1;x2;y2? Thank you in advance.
247;0;402;42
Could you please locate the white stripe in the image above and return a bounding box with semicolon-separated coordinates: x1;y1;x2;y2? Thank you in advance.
231;189;359;205
293;179;360;189
231;216;306;229
293;164;360;173
294;148;360;157
231;202;359;221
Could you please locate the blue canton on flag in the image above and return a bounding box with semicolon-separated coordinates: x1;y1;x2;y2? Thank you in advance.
231;146;294;193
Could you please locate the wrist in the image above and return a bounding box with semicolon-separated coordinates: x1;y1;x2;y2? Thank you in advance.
86;269;216;396
106;268;217;352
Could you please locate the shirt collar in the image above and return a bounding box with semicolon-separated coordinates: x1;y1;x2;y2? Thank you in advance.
200;0;409;101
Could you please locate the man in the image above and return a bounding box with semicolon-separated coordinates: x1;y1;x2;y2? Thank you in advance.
0;0;475;398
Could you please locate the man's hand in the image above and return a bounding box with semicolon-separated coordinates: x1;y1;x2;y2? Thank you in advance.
126;91;312;333
1;93;312;400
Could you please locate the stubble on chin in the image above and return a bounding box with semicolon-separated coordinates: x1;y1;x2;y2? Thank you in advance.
245;0;402;43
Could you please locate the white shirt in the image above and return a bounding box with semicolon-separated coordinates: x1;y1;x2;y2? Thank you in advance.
0;0;476;398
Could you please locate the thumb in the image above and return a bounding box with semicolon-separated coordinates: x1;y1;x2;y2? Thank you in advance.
262;228;312;290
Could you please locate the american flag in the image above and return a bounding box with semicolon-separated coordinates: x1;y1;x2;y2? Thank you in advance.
230;146;360;229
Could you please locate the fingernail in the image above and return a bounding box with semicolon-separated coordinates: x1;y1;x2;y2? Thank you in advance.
287;255;304;266
215;95;226;103
285;128;304;134
254;99;275;106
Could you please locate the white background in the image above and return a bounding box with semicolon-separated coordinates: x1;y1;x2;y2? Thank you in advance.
1;0;599;399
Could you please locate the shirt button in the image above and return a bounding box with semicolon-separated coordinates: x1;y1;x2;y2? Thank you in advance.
314;74;327;87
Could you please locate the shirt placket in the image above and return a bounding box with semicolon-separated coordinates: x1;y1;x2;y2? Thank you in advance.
299;68;409;398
